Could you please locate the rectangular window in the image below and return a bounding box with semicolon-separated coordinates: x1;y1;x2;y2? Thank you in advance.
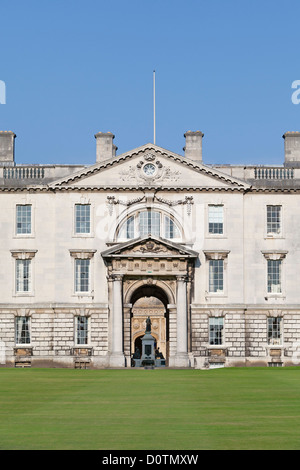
15;317;30;344
209;317;224;345
209;259;224;293
76;316;89;345
139;211;160;237
267;259;282;293
75;204;91;234
208;205;223;234
267;205;281;235
16;259;31;293
16;204;31;235
75;259;90;293
267;317;282;345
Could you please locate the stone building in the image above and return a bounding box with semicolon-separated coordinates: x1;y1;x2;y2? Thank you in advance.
0;128;300;369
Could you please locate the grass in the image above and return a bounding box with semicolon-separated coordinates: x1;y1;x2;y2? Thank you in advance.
0;367;300;450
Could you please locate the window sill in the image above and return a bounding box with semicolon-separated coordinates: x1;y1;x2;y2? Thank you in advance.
265;294;285;300
72;293;93;298
72;233;94;238
264;235;284;239
205;293;227;299
13;293;35;297
13;235;35;239
205;234;227;239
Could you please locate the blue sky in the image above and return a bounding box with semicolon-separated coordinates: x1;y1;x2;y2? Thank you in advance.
1;0;300;166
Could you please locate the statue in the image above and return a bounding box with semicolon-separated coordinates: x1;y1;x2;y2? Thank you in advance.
145;316;151;333
133;347;140;359
155;347;164;359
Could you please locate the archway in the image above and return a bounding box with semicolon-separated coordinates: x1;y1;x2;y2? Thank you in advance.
129;284;170;365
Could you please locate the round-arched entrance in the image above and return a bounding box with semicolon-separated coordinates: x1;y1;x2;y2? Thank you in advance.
127;282;172;365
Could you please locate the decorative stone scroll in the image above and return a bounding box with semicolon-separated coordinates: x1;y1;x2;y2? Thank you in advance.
154;195;194;215
107;195;146;215
119;152;181;184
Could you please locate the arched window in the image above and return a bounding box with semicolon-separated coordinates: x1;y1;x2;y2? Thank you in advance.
117;210;181;241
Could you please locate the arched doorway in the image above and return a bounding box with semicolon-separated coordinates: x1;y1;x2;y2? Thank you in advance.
102;234;197;368
129;283;170;365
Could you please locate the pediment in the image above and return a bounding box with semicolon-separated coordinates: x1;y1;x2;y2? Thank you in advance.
101;235;198;259
49;143;249;191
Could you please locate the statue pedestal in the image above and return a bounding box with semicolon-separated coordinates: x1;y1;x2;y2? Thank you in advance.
132;316;166;368
155;358;166;367
141;332;156;367
140;316;156;368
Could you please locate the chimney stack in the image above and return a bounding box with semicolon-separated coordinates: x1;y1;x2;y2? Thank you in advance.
183;130;204;162
283;132;300;167
94;132;117;162
0;131;16;166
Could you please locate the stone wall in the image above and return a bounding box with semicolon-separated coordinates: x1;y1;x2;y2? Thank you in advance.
0;307;109;368
192;307;300;368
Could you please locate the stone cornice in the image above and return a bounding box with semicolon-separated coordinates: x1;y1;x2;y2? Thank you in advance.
3;185;300;193
69;249;97;259
203;250;230;260
47;144;249;189
10;249;37;259
261;250;288;260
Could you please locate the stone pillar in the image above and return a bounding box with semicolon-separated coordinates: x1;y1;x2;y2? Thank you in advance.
123;304;132;367
109;274;125;368
175;275;190;367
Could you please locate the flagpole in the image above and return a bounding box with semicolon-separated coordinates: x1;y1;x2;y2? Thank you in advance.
153;70;156;145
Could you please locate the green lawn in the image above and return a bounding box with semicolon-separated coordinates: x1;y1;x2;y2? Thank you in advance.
0;367;300;450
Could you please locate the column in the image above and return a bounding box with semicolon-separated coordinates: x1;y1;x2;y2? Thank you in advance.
110;274;125;368
175;275;190;367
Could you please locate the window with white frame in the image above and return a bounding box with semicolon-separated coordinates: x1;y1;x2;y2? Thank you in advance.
267;259;282;294
117;210;181;241
267;205;281;236
75;259;90;292
118;215;135;239
70;250;95;295
209;259;224;293
208;205;223;234
139;210;160;237
76;316;89;345
16;204;32;235
267;317;282;345
15;316;30;344
75;204;91;234
75;259;90;293
16;259;31;293
209;317;224;345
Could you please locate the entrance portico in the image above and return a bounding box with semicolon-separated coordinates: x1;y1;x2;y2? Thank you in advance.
102;235;198;368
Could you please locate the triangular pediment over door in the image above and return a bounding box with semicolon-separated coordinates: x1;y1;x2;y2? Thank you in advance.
101;235;198;277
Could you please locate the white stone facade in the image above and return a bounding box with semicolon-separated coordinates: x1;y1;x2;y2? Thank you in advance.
1;129;300;368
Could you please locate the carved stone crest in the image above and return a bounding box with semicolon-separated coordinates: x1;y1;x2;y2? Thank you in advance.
119;152;180;184
132;241;170;254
